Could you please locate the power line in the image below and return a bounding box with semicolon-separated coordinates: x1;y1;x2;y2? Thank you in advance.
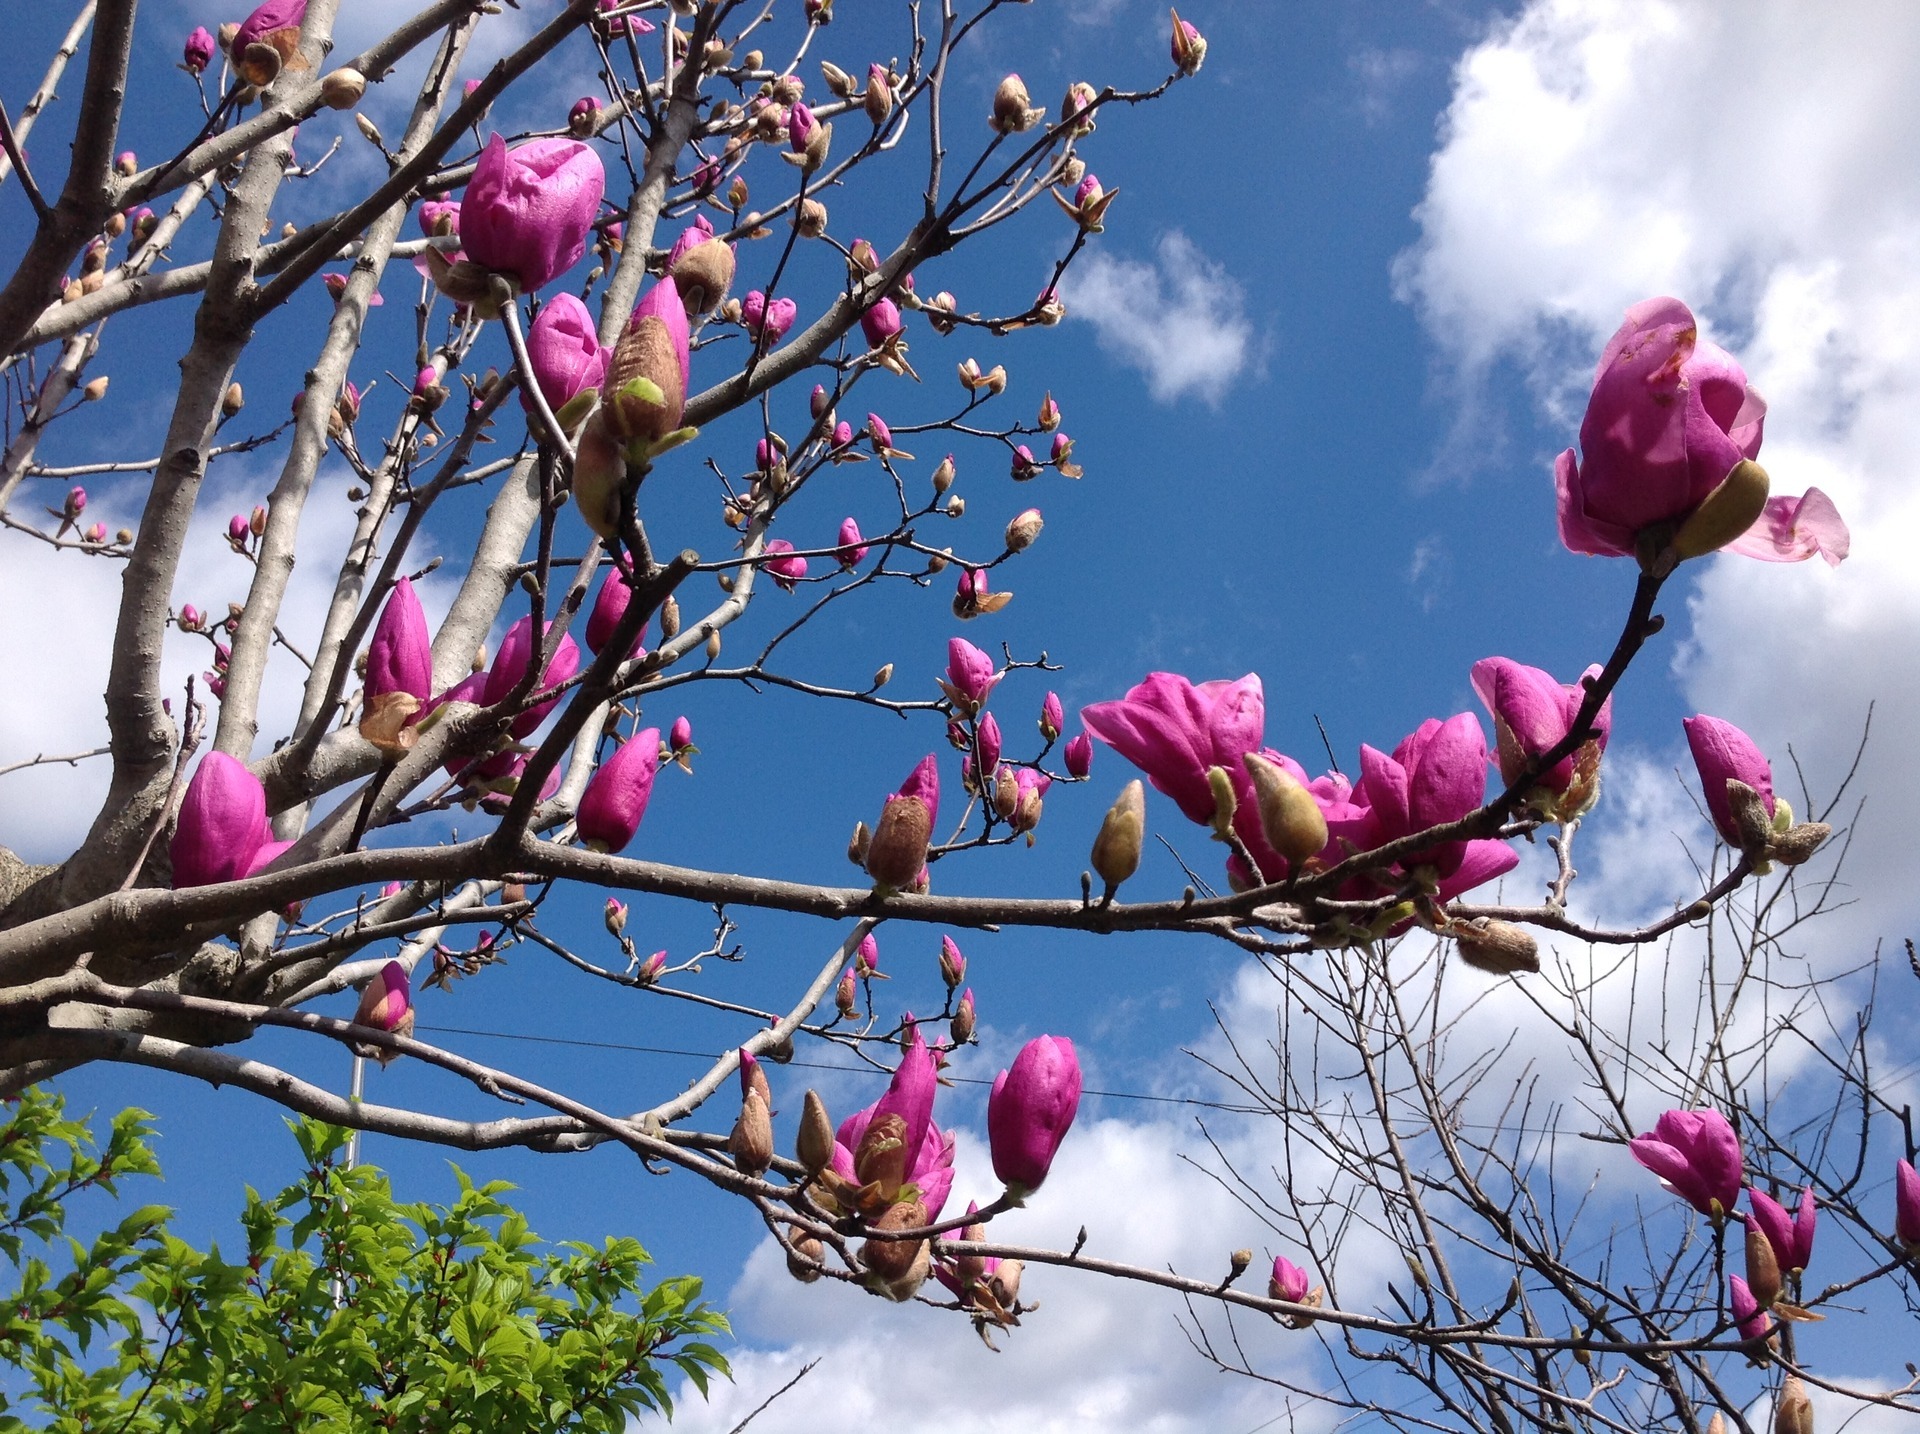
414;1022;1272;1114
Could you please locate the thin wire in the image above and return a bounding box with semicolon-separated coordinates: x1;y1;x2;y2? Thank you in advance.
414;1022;1274;1114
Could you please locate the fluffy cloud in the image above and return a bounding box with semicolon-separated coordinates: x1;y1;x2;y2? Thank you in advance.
0;461;437;861
670;1110;1313;1434
1398;0;1920;946
1060;231;1254;406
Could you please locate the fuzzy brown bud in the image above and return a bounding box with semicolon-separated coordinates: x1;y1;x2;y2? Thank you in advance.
785;1227;825;1282
866;794;931;889
1745;1223;1783;1310
321;68;366;109
81;376;109;402
847;820;872;866
729;1088;774;1176
990;74;1042;134
1774;1377;1813;1434
1005;508;1043;551
1453;920;1541;976
797;198;829;238
221;383;245;417
797;1089;835;1174
659;595;681;639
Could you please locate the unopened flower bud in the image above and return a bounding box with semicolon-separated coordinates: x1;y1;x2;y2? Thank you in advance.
321;67;366;109
1453;920;1541;975
250;504;269;536
1242;753;1330;869
797;1089;835;1174
705;629;722;661
1671;459;1771;565
1061;81;1098;135
1774;1377;1813;1434
659;595;681;639
222;382;245;417
1005;508;1043;551
786;1227;825;1282
797;197;828;237
872;663;893;689
835;964;858;1017
820;61;853;96
1091;780;1146;894
1206;766;1238;839
951;987;976;1045
865;65;894;125
115;151;137;177
1170;8;1208;75
82;376;109;401
1745;1223;1783;1310
993;764;1019;820
355;113;385;149
990;73;1041;133
605;897;628;936
729;1088;774;1176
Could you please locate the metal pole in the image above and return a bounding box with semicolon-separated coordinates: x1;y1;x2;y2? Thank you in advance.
345;1052;366;1169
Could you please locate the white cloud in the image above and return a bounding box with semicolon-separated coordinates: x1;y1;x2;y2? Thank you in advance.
1350;47;1423;127
1397;0;1920;946
1060;232;1254;406
670;1111;1315;1434
0;458;447;862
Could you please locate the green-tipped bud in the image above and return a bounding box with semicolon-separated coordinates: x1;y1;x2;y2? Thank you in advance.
1206;766;1237;840
1242;753;1329;869
1672;459;1771;561
1091;780;1146;894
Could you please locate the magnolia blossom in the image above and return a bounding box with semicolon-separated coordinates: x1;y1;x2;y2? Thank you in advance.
939;638;1000;714
1268;1255;1311;1303
742;290;797;342
1728;1274;1771;1343
364;578;432;709
1555;297;1847;566
762;539;808;591
836;517;869;567
483;616;581;738
1747;1185;1816;1275
169;752;271;888
1470;657;1610;818
603;277;690;444
1683;715;1774;849
183;26;216;74
987;1035;1082;1195
461;136;606;293
576;728;661;853
861;298;903;348
1896;1160;1920;1246
584;565;650;658
524;292;608;417
1629;1108;1743;1218
1064;732;1093;778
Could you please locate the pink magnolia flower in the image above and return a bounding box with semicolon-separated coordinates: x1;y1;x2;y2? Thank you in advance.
836;517;869;568
169;752;269;888
1064;732;1092;778
233;0;305;61
461;135;606;293
365;577;432;707
1040;691;1063;741
669;715;693;752
939;934;966;987
418;199;461;239
1010;767;1049;832
353;960;414;1037
741;290;797;343
568;95;601;131
1081;672;1264;828
666;214;714;269
855;932;881;978
866;412;893;454
585;565;649;658
1725;488;1850;566
787;100;817;151
524;292;608;416
1339;714;1491;879
1747;1185;1816;1275
940;638;1000;715
975;712;1003;778
576;728;661;852
1896;1159;1920;1246
1728;1274;1771;1343
1470;657;1611;817
988;1034;1082;1196
1683;715;1774;848
861;297;903;348
483;616;582;738
184;26;216;74
1629;1108;1743;1218
1269;1255;1311;1303
1556;297;1847;566
762;539;808;591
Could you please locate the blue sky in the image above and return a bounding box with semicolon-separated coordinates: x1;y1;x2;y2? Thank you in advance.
6;1;1920;1430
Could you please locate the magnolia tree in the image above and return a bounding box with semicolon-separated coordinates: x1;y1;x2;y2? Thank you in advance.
0;2;1907;1431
